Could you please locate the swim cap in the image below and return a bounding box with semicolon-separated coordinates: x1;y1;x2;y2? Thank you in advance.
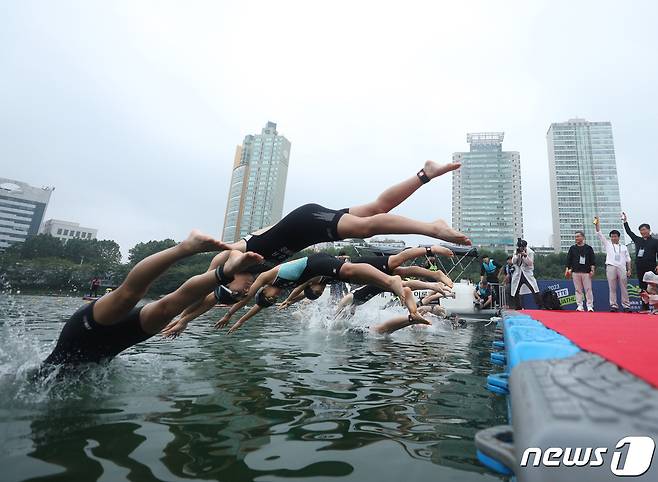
304;286;322;300
255;287;276;307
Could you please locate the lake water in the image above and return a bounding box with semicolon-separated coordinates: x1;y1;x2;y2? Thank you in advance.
0;294;507;482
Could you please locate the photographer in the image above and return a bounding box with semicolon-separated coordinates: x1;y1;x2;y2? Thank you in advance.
510;239;543;310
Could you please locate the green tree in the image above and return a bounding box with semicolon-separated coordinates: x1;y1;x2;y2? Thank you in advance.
128;239;177;265
17;234;65;259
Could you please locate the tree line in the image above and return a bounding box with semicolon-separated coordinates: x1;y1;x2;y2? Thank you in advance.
0;234;631;297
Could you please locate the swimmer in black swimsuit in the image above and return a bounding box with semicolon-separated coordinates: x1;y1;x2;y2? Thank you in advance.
42;230;263;367
332;278;453;319
217;161;469;261
215;253;428;334
205;162;464;275
162;162;467;337
278;246;455;313
162;245;456;337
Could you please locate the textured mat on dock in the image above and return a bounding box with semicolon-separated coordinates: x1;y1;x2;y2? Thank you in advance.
510;352;658;481
522;309;658;388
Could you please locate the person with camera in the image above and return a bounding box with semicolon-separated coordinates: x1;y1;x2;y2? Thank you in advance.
565;230;596;312
510;239;543;310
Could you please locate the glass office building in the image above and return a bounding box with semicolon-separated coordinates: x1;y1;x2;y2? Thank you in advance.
452;132;523;249
222;122;291;242
0;178;53;249
547;119;621;252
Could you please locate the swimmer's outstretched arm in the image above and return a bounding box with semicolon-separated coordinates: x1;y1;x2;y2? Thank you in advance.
215;268;278;329
227;304;263;334
371;315;431;335
278;277;323;309
139;250;263;334
334;292;355;318
277;291;306;310
160;292;216;338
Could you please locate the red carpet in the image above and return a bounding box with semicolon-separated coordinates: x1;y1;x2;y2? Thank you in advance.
523;310;658;388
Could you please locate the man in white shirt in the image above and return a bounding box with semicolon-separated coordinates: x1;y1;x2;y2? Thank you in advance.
595;216;632;312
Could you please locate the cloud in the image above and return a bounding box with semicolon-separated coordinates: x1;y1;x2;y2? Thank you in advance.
2;0;657;257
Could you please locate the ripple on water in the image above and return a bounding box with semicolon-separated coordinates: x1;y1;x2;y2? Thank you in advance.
0;294;507;482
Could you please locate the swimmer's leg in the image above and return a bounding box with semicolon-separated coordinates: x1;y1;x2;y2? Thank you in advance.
402;279;446;294
371;315;431;335
394;266;454;288
338;264;427;322
94;230;225;326
348;161;460;217
160;292;217;338
337;214;470;246
387;246;454;271
140;251;262;334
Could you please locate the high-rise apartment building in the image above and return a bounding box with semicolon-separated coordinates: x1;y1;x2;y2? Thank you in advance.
547;119;621;252
452;133;523;249
0;178;54;249
222;122;291;242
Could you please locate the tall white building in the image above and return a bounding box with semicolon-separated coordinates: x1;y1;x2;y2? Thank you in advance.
222;122;291;242
547;119;622;252
452;133;523;249
41;219;98;242
0;178;54;249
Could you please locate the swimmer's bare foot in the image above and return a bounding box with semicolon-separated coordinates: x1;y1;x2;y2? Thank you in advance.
388;276;407;300
425;282;447;295
409;311;431;325
431;219;472;246
429;245;454;257
217;240;236;251
224;251;264;276
434;270;454;289
180;230;225;254
423;161;461;180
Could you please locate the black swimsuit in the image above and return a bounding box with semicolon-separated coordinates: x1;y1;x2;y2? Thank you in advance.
244;204;349;263
351;285;386;305
272;253;346;289
350;256;392;275
42;302;151;366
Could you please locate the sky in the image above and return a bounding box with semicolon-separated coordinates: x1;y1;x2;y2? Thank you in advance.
2;1;657;258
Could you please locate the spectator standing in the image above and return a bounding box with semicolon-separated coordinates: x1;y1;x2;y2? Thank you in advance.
622;212;658;311
480;255;502;305
480;255;502;284
594;216;631;312
565;230;596;312
89;277;101;297
510;240;543;310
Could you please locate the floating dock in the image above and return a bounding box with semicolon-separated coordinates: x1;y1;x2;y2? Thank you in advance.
477;310;658;481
